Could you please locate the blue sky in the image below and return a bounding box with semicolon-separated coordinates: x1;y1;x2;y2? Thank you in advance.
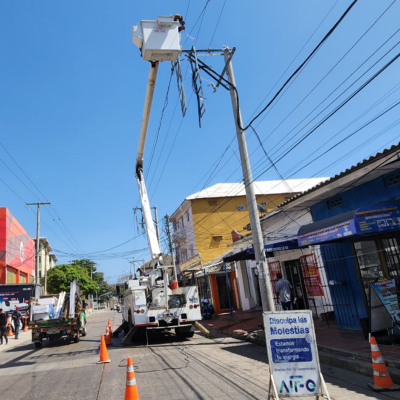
1;0;399;282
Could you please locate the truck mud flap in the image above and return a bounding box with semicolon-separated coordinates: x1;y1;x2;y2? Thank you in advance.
113;321;128;338
121;327;139;346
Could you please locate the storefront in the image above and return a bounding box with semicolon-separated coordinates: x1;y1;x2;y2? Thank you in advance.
194;251;242;314
278;144;400;330
0;208;35;284
298;202;400;329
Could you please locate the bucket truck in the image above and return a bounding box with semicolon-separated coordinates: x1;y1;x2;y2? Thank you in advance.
120;15;201;341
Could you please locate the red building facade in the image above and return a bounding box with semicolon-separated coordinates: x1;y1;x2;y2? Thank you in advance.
0;208;35;284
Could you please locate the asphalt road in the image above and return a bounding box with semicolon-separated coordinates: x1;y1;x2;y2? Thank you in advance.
1;310;400;400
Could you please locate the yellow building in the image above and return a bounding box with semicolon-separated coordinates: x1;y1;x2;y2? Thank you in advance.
170;179;325;270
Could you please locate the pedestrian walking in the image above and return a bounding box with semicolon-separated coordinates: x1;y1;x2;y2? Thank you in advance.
12;306;22;339
275;273;296;311
0;308;8;345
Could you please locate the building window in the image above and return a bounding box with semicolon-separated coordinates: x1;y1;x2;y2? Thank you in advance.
327;196;342;209
6;268;17;284
186;211;190;222
208;199;218;206
39;256;42;268
384;171;400;188
189;245;194;258
237;205;245;211
180;218;184;228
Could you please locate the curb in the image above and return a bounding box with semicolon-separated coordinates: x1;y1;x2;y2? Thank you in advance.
206;326;400;385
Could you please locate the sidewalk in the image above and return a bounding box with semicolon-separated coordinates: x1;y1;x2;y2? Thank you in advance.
0;328;31;352
202;309;400;383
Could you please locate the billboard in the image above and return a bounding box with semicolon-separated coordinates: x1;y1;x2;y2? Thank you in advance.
0;284;34;315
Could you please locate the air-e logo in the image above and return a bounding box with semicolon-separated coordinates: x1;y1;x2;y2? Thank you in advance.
280;376;316;393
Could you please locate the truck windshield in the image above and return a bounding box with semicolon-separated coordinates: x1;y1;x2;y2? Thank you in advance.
168;295;185;309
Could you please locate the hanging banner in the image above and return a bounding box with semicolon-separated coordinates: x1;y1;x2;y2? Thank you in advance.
370;279;400;329
300;255;324;297
264;310;322;397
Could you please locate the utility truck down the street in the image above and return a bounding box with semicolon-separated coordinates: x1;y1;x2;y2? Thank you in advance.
28;281;86;348
120;15;202;341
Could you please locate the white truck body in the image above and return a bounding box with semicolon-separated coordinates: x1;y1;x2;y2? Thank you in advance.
123;279;201;330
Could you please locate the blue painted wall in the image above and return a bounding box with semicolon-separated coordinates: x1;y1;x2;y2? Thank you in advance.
311;169;400;222
311;169;400;329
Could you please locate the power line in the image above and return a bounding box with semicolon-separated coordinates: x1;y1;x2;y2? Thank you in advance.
0;142;86;254
239;0;359;131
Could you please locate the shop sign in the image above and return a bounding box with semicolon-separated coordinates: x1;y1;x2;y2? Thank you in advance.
370;279;400;329
298;202;400;246
0;284;34;314
180;254;202;273
355;203;400;234
300;255;324;297
268;261;281;294
263;310;329;398
298;220;356;246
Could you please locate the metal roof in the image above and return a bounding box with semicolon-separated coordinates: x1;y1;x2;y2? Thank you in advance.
186;178;328;200
279;143;400;211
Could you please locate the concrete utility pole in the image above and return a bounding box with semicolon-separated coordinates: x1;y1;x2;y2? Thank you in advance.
44;245;48;294
26;202;51;285
165;213;178;282
223;47;275;312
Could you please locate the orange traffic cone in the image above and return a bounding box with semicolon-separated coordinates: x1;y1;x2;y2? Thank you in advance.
97;335;111;364
23;313;29;332
124;357;140;400
105;325;112;345
368;337;400;391
7;315;14;337
108;318;113;331
108;322;113;338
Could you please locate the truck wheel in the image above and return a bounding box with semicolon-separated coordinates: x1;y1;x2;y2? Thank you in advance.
34;341;42;349
175;327;195;339
81;326;87;337
74;333;80;343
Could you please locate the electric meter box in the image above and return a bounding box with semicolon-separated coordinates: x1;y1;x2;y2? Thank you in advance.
132;16;182;62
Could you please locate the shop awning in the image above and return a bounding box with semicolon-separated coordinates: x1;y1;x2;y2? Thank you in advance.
222;239;301;263
298;201;400;246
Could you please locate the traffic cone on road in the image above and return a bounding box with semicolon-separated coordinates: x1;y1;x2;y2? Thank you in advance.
97;335;111;364
124;357;140;400
368;337;400;391
7;315;14;337
108;322;113;338
23;313;29;332
105;325;112;345
108;318;113;331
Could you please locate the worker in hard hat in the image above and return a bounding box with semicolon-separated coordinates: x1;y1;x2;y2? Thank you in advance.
201;299;215;320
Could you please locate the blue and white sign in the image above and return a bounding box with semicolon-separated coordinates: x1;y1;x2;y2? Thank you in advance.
264;310;322;397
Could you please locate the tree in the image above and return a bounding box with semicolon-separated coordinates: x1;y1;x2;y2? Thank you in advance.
46;262;99;295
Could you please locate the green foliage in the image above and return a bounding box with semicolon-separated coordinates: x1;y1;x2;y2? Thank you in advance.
46;261;99;295
71;259;114;297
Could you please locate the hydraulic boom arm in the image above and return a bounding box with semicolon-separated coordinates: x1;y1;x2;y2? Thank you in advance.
135;63;162;266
